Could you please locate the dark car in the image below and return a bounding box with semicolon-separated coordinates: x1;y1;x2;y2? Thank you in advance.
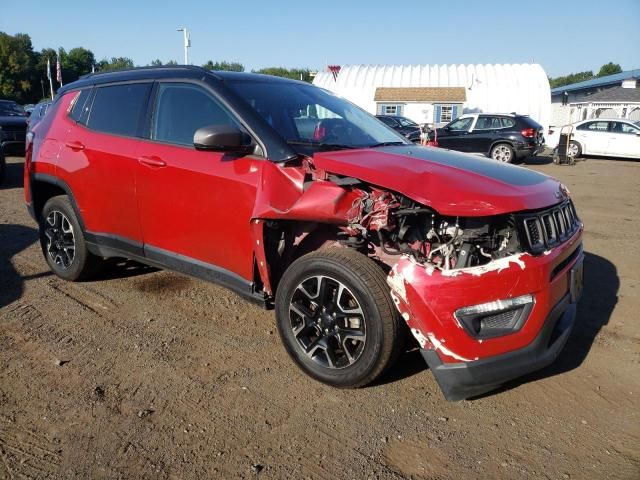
27;101;52;131
25;66;583;401
432;113;544;163
376;115;421;143
0;99;28;156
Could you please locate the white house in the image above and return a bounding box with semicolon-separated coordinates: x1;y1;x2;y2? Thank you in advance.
550;71;640;125
313;64;551;131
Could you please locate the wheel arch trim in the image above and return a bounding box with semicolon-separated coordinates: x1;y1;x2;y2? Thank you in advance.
31;173;86;231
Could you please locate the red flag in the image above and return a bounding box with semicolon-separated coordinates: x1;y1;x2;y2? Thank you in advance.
56;54;63;85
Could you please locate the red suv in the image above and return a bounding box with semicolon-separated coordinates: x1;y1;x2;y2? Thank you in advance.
25;67;584;400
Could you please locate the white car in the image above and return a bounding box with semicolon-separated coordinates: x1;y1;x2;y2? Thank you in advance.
547;118;640;160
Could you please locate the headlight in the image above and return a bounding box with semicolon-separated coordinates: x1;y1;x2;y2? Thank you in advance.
454;294;534;339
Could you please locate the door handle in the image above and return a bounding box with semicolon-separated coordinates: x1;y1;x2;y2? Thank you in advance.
138;156;167;168
65;141;85;151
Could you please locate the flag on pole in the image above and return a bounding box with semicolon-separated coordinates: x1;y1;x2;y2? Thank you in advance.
56;53;63;86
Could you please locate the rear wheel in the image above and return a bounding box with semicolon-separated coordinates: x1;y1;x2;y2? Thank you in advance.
39;195;101;281
275;248;404;388
490;143;515;163
567;140;581;159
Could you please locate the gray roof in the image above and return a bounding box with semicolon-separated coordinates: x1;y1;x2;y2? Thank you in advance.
573;86;640;104
550;69;640;95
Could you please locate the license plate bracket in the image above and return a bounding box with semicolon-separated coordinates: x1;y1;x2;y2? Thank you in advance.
569;256;584;303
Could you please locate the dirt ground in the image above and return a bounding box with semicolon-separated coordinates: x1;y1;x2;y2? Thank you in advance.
1;154;638;479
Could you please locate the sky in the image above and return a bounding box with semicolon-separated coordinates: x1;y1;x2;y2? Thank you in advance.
2;0;639;77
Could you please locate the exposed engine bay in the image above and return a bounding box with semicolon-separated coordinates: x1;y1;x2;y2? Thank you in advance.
338;185;521;271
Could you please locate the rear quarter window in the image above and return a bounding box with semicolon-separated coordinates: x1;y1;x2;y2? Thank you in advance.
69;89;92;124
87;83;152;137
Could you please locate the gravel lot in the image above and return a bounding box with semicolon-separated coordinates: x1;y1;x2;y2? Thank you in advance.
1;154;638;479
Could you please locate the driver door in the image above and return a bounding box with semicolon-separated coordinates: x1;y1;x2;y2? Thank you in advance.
437;117;474;151
135;82;262;281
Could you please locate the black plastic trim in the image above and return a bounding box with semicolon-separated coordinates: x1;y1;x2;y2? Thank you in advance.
83;232;266;307
30;173;86;230
422;293;577;401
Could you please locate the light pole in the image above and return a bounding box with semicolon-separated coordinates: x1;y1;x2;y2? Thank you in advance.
177;27;191;65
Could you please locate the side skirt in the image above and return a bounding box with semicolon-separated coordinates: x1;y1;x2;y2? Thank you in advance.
85;232;268;308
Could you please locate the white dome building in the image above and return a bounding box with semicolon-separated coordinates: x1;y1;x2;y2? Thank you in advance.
313;64;551;132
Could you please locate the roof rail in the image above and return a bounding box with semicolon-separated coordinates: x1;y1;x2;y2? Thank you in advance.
80;64;209;80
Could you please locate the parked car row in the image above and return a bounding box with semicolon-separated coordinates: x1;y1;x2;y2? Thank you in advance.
547;118;640;160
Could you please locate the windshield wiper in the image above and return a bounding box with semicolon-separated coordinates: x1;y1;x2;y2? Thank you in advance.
367;141;408;148
286;140;359;151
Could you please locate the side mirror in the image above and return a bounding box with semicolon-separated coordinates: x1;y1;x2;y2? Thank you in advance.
194;125;253;153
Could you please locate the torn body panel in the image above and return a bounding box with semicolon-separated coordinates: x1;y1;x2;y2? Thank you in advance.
388;226;583;363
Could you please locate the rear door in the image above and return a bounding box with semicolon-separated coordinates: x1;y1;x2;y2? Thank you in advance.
574;121;610;155
135;81;262;281
60;82;151;249
607;121;640;158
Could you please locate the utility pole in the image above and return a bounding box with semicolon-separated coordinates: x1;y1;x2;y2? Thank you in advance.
177;27;191;65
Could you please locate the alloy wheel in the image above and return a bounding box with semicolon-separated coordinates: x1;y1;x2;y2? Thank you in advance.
567;143;579;158
492;145;512;162
44;210;76;269
288;275;366;369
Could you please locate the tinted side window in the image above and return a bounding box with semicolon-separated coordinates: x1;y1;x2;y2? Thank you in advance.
500;117;516;128
577;121;609;132
87;83;151;137
69;89;92;123
379;116;398;127
152;83;239;146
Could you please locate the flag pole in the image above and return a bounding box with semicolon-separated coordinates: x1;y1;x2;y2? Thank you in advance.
47;58;54;100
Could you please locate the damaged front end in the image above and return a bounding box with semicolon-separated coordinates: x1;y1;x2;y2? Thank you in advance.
330;183;583;400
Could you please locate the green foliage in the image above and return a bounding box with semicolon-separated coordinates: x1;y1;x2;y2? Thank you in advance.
597;62;622;77
252;67;312;82
0;32;37;102
149;59;178;66
97;57;135;72
549;62;625;89
202;60;244;72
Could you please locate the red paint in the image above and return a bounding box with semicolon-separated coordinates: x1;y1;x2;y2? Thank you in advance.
313;148;564;216
390;227;583;363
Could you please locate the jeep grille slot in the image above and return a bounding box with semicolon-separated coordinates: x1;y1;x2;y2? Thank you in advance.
518;200;580;254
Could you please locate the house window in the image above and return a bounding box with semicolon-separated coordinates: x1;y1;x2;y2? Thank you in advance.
434;104;460;124
377;104;403;116
440;105;453;123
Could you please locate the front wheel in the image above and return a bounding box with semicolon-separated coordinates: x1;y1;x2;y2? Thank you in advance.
567;140;581;160
490;143;515;163
275;248;404;388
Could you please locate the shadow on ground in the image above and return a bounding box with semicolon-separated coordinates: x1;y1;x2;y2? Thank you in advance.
0;224;45;308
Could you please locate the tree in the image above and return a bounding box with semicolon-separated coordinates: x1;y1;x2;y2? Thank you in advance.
149;59;178;66
597;62;622;77
252;67;312;82
0;32;37;103
64;47;96;81
548;70;594;89
97;57;134;72
202;60;244;72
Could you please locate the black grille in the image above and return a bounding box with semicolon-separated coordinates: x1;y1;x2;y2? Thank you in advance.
481;309;519;330
518;200;580;254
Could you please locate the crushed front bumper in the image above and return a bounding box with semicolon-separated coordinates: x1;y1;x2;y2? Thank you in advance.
388;227;583;401
422;294;576;400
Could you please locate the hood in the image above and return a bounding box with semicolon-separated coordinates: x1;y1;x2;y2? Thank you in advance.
0;116;28;128
312;146;564;216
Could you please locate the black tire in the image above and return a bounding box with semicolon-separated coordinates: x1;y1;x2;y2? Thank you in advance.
490;143;515;163
568;140;582;159
39;195;101;281
275;248;404;388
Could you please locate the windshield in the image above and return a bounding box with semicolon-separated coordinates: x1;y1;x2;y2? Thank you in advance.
225;80;409;153
397;117;418;128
